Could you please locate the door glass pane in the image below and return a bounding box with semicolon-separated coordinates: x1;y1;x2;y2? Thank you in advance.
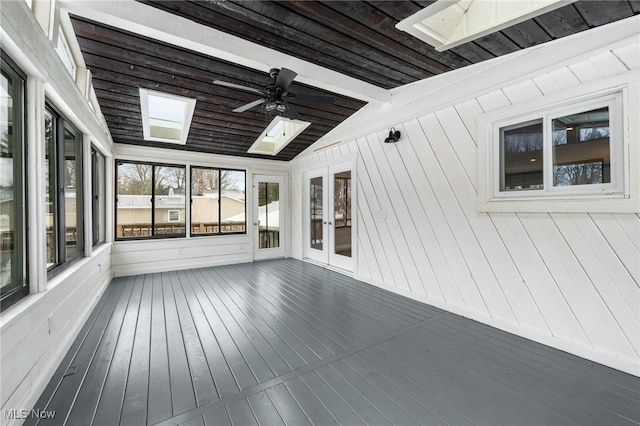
64;124;83;260
220;170;246;233
310;176;323;250
334;171;351;258
45;110;58;267
191;168;219;234
154;165;186;236
552;106;610;186
117;162;152;238
258;182;280;249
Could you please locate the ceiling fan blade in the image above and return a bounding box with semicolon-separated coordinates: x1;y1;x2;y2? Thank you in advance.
275;68;297;90
288;93;335;104
213;80;264;96
232;98;266;113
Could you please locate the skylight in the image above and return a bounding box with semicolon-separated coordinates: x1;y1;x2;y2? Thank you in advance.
248;116;311;156
396;0;575;52
139;88;196;145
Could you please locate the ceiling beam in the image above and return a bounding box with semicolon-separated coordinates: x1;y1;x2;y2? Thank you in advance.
59;0;390;104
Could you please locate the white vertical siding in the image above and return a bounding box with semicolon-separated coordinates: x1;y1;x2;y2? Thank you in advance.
290;41;640;375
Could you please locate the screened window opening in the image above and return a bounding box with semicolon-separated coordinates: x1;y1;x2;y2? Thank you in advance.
116;161;186;239
191;167;246;235
1;55;28;310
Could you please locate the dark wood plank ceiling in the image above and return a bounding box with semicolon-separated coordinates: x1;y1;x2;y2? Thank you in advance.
70;16;366;161
140;0;639;89
71;1;638;160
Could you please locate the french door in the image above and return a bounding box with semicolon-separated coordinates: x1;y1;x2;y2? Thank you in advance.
304;162;354;271
253;175;285;260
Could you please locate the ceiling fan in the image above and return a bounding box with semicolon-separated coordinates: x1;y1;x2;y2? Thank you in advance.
213;68;334;116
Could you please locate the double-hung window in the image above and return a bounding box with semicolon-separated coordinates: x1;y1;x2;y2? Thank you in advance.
1;54;28;310
45;105;84;274
115;161;186;239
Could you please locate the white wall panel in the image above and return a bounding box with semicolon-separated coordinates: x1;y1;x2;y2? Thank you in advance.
1;248;113;417
290;40;640;375
111;236;251;277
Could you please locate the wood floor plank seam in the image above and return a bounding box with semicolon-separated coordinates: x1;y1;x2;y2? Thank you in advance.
213;265;346;358
203;267;312;370
255;261;426;328
225;264;360;349
236;265;382;341
151;312;451;426
205;265;325;366
262;261;436;321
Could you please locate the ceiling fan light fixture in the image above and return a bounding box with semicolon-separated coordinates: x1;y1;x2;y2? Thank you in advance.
263;101;277;112
262;99;288;115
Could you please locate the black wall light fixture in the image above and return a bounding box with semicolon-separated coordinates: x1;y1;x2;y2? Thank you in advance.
384;127;401;143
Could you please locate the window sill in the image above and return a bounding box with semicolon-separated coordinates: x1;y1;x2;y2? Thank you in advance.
478;193;639;213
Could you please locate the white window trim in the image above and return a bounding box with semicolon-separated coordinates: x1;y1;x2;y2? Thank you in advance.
477;76;639;213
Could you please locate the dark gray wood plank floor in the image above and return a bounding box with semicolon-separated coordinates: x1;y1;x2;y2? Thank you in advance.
29;259;639;425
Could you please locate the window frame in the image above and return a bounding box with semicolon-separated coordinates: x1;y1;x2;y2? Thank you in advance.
476;82;637;213
493;93;623;199
0;53;29;311
115;160;187;241
91;146;106;247
190;166;247;237
45;102;85;278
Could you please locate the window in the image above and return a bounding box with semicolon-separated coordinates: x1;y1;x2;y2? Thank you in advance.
248;116;311;156
45;104;84;274
54;29;76;79
495;92;623;197
167;210;180;222
91;147;106;246
139;89;196;145
1;54;28;310
191;167;246;235
116;161;186;239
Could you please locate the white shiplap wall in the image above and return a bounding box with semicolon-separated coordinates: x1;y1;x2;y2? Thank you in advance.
290;39;640;375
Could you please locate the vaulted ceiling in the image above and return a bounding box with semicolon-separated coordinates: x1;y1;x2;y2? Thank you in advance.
68;1;639;161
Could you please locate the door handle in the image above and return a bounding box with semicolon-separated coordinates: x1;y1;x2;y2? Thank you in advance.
328;221;333;225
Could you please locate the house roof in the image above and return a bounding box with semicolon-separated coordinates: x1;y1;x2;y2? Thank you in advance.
63;1;638;161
